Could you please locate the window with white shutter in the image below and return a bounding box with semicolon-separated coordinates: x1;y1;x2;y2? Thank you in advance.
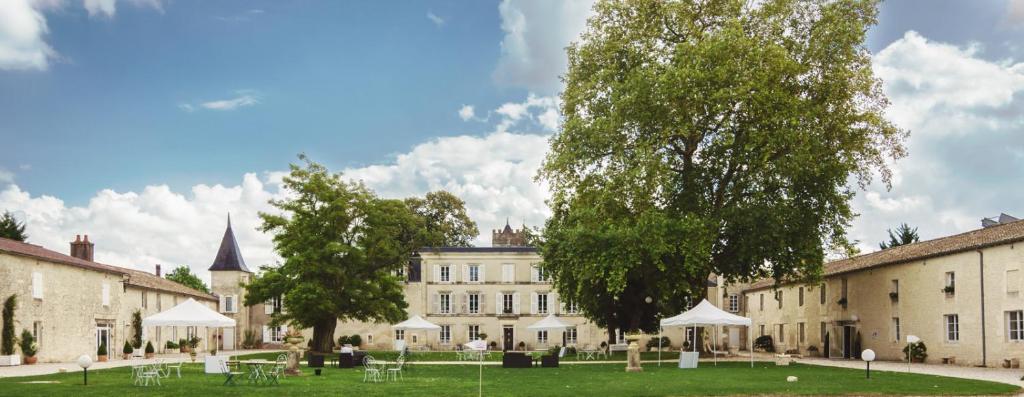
265;299;274;315
31;272;43;299
530;292;538;314
530;266;540;283
513;292;521;314
479;264;486;283
101;282;110;307
433;264;441;283
219;295;226;313
262;325;270;343
502;264;514;283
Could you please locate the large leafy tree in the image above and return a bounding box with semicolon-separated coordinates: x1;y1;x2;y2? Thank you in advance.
164;266;211;294
245;156;428;352
0;211;27;242
879;223;919;250
404;191;479;247
540;0;906;342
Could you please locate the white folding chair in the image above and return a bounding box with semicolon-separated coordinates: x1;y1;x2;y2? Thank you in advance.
386;356;405;382
362;355;382;383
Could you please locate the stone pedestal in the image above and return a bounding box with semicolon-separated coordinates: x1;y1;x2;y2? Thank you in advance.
285;337;304;376
625;340;643;372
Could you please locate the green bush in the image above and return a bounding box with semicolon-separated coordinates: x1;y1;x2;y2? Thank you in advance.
131;310;143;348
348;334;362;347
903;341;927;362
646;336;671;350
337;335;350;346
242;329;260;349
145;341;155;354
188;336;200;349
566;346;577;355
124;340;134;354
754;335;775;353
19;329;36;357
547;344;561;356
164;340;178;349
1;295;15;356
97;340;107;356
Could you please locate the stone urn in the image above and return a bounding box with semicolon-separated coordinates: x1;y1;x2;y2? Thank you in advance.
283;332;305;376
625;334;643;373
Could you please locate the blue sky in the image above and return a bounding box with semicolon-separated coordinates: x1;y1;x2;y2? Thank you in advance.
1;0;1023;281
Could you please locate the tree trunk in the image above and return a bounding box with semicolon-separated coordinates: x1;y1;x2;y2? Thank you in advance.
311;318;336;353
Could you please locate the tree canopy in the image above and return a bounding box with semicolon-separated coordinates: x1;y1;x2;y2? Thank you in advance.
539;0;906;340
164;266;210;294
879;223;919;250
404;191;479;247
0;211;27;242
245;155;477;352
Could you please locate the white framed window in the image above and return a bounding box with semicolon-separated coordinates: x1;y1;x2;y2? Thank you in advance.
439;293;452;314
536;330;548;344
893;317;901;342
141;291;148;309
798;322;805;343
31;272;43;300
1008;311;1024;341
224;295;236;313
945;314;959;342
367;334;373;345
502;264;515;283
777;324;785;343
798;287;804;307
156;293;162;311
32;321;42;347
468;293;480;314
101;282;110;307
564;300;579;314
265;325;284;343
502;293;515;314
440;265;451;283
468;265;480;283
440;325;451;344
468;325;480;341
566;327;578;345
530;264;548;283
395;329;405;341
945;272;956;292
727;294;739;312
265;296;283;314
537;293;549;314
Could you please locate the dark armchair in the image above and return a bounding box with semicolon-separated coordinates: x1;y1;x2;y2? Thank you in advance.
502;352;532;368
541;354;559;367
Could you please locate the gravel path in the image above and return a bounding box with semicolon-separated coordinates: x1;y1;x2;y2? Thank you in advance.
799;357;1024;387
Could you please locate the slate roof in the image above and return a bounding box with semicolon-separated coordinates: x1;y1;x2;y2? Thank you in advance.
0;237;217;301
208;216;251;272
744;218;1024;292
418;246;538;254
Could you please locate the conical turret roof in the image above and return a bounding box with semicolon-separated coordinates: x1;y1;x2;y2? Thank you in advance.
208;215;251;272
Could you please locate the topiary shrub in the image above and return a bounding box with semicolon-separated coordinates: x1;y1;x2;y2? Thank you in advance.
348;334;362;347
124;340;134;355
903;341;927;362
97;340;107;356
646;336;671;350
754;335;775;353
145;341;155;354
131;310;143;348
19;329;36;357
1;295;15;356
337;335;351;346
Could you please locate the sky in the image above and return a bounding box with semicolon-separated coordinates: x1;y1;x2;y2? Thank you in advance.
1;0;1023;284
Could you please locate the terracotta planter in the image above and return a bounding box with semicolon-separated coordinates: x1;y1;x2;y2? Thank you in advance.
145;353;155;359
24;356;37;365
98;355;108;362
122;353;131;360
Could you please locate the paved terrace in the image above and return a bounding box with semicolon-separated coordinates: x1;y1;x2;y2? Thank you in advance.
0;350;281;378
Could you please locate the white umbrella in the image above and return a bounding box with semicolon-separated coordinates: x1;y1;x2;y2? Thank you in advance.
464;339;487;397
392;315;440;350
527;314;571;331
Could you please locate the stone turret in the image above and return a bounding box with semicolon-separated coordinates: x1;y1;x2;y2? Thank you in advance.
491;218;529;247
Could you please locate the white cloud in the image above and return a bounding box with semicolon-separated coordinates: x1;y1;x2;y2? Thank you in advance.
846;31;1024;252
492;0;595;93
180;91;260;112
0;0;56;71
494;93;559;132
458;105;475;121
84;0;163;18
1;129;553;282
426;11;444;27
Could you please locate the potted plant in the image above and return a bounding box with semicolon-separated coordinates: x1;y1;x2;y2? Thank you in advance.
517;341;526;351
942;285;955;295
646;336;671;352
889;291;898;301
477;332;488;341
20;330;37;364
837;297;848;307
209;347;218;357
165;340;178;351
188;337;200;362
0;295;19;366
337;335;350;347
97;340;108;362
903;341;928;363
144;341;155;359
178;338;189;353
123;340;134;359
489;341;497;350
806;345;819;357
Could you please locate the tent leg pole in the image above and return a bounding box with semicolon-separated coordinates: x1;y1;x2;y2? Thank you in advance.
658;327;662;367
713;325;718;367
749;326;753;368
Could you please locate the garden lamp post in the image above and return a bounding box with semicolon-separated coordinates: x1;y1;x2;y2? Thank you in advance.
77;354;92;385
905;335;920;372
862;349;875;379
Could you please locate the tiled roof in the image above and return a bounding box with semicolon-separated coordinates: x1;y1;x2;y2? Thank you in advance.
0;237;217;301
744;219;1024;292
419;246;538;253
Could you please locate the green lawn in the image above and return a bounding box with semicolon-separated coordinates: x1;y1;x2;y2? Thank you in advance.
0;361;1017;396
236;349;683;362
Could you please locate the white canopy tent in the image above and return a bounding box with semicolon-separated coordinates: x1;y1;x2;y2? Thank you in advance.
392;315;441;350
659;299;753;367
142;298;236;352
527;314;571;331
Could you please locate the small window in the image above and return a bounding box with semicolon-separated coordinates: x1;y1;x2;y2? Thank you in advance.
759;324;765;336
440;325;451;344
798;287;804;307
727;294;739;312
945;272;956;294
156;293;162;311
566;327;578;345
101;283;110;307
394;329;405;341
891;279;899;294
1008;311;1024;341
777;324;785;343
537;293;549;314
798;322;805;343
412;334;418;344
31;272;43;300
776;290;783;309
820;322;827;343
468;265;480;283
820;283;826;304
141;291;148;309
439;293;452;314
224;295;235;313
945;314;959;342
468;293;480;314
759;294;764;311
366;334;373;345
468;325;480;340
440;265;451;282
32;321;42;348
537;330;548;344
893;317;901;342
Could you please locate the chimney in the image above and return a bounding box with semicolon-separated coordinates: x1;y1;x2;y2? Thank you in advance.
155;264;161;277
69;234;95;261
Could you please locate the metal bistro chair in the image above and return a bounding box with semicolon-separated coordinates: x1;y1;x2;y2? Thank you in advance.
386;356;405;382
362;355;382;383
162;359;183;378
136;362;162;387
266;360;286;386
220;360;244;386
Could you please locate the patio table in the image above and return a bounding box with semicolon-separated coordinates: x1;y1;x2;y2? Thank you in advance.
580;349;597;360
241;360;275;385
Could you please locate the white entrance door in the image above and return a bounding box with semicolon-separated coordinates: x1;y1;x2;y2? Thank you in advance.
223;328;235;350
96;325;111;359
728;328;740;349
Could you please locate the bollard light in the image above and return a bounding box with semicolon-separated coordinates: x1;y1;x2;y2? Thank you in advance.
77;354;93;386
862;349;876;379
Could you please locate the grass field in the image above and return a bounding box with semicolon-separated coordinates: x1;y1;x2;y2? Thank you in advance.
235;350;683;362
0;360;1017;396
